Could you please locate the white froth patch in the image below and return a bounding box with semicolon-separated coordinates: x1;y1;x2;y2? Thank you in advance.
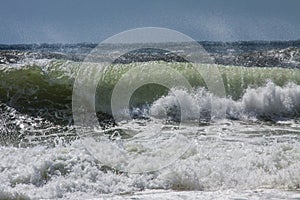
150;81;300;121
1;120;300;199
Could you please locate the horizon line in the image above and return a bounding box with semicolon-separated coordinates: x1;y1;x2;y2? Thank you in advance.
0;39;300;46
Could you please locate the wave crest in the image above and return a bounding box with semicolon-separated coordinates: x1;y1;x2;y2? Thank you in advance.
150;81;300;121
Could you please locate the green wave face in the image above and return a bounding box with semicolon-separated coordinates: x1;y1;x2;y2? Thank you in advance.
0;60;76;123
1;60;300;123
94;62;300;114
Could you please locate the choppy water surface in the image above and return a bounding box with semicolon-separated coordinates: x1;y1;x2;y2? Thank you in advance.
1;42;300;199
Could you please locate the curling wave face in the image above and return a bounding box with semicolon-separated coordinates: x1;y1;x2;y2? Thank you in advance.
0;60;300;123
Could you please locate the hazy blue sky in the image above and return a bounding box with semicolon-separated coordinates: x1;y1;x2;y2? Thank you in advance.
0;0;299;43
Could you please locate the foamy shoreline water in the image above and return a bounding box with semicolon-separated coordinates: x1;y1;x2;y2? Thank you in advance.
1;119;300;199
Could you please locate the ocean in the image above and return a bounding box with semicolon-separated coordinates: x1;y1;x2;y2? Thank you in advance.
1;41;300;199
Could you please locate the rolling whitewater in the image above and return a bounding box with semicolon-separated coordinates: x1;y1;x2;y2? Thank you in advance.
1;41;300;199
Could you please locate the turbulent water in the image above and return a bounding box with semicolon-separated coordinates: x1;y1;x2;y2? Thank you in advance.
1;42;300;199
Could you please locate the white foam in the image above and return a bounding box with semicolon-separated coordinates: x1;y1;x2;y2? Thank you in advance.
150;81;300;121
1;120;300;199
1;81;300;199
110;189;300;200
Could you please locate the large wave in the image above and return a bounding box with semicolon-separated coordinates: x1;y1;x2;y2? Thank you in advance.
1;60;300;124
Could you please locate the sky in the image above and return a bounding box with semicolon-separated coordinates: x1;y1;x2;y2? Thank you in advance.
0;0;299;43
